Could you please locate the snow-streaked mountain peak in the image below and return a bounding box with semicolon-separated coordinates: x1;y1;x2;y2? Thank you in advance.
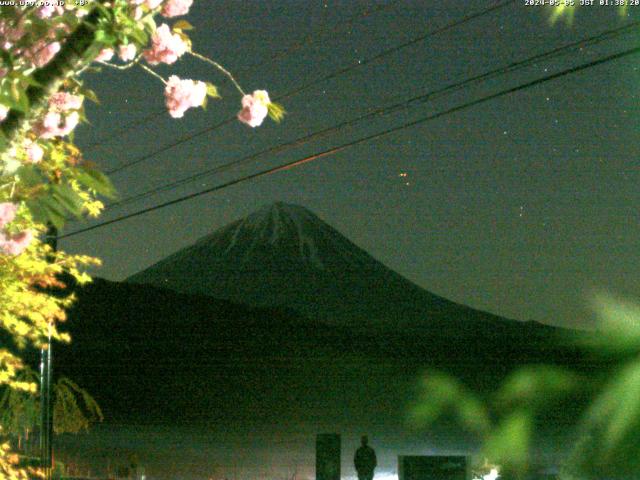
127;202;512;330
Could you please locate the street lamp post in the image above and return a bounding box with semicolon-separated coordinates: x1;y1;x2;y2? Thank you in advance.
40;224;56;480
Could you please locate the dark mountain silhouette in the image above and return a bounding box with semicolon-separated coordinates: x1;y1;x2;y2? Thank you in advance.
53;280;588;427
46;203;598;427
127;202;536;335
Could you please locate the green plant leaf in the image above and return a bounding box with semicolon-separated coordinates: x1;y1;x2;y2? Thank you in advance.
205;82;220;99
80;87;99;105
16;165;45;187
495;365;578;410
50;184;84;217
173;19;194;31
76;166;117;199
26;196;67;229
408;371;490;434
483;411;532;469
268;102;286;123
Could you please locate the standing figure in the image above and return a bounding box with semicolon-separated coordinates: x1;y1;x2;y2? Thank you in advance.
354;435;377;480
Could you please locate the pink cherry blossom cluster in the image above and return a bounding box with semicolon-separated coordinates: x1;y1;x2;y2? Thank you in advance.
34;91;83;139
35;3;66;19
24;139;44;164
131;0;164;9
237;90;271;128
0;202;32;256
164;76;207;118
0;14;65;69
143;24;188;65
119;44;137;62
35;112;79;139
49;92;83;111
0;18;25;50
162;0;193;17
24;40;62;68
96;43;138;63
130;0;193;17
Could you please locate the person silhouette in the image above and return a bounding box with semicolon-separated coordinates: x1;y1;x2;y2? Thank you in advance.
354;435;377;480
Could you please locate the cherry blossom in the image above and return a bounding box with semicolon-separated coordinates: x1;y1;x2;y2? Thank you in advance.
26;143;44;164
0;203;17;229
118;44;137;62
49;92;83;112
164;76;207;118
95;48;115;62
0;105;8;122
35;4;65;19
0;230;33;256
143;24;188;65
0;19;25;50
161;0;193;17
24;41;61;68
237;90;270;128
131;0;164;8
35;111;80;139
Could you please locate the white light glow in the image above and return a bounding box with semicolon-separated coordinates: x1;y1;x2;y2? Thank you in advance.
483;468;499;480
343;472;398;480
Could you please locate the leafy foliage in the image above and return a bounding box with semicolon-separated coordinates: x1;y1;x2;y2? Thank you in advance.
0;367;103;440
410;294;640;478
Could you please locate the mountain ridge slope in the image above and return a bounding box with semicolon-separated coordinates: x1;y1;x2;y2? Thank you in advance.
127;202;524;333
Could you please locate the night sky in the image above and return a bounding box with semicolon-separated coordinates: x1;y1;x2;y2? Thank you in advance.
61;1;640;330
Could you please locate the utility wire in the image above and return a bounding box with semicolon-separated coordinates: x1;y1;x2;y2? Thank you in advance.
102;0;516;176
282;0;516;100
59;44;640;240
106;22;639;211
242;0;402;71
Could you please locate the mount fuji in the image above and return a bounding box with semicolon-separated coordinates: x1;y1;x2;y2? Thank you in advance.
127;202;528;334
55;203;587;428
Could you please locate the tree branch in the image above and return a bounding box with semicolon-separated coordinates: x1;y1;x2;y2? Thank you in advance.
0;4;108;147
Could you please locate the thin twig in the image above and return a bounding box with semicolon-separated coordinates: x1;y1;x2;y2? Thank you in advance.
139;64;167;85
190;50;245;96
97;55;141;71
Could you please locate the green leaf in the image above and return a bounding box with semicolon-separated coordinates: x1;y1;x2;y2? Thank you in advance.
94;30;117;45
408;371;490;434
51;184;84;218
495;365;578;410
173;19;194;31
584;293;640;355
483;411;532;469
577;359;640;462
26;196;67;229
18;72;42;88
16;166;45;187
128;27;148;46
205;82;220;99
76;167;117;199
10;80;29;113
80;87;100;105
267;102;286;123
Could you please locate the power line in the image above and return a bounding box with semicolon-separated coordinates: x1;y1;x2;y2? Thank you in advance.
83;1;401;154
241;0;402;71
59;44;640;240
281;0;516;100
105;22;639;211
102;0;516;176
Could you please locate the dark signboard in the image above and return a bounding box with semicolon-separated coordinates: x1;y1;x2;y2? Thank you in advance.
398;456;469;480
316;434;341;480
